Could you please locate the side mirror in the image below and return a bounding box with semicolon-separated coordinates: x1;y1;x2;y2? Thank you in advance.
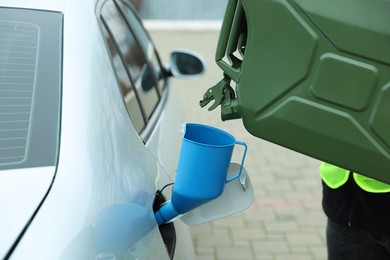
167;49;206;78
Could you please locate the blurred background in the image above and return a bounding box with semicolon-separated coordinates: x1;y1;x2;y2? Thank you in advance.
132;0;228;20
136;1;327;259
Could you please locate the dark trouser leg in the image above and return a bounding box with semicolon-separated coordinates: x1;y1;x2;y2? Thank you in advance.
326;218;390;260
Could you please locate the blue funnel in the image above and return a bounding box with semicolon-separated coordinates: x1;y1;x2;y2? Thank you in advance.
155;123;247;225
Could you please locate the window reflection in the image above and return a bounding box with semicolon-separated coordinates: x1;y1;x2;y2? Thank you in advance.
100;23;145;133
100;0;162;134
117;1;164;93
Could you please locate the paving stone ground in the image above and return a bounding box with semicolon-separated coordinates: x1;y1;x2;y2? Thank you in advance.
149;27;327;260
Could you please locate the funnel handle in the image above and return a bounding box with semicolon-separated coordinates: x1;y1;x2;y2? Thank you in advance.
225;140;247;183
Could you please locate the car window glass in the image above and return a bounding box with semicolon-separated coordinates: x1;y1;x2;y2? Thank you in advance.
101;0;159;126
0;8;62;170
100;24;145;133
117;1;164;93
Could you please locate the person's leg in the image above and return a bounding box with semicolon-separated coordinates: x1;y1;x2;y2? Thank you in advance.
374;232;390;257
326;218;390;260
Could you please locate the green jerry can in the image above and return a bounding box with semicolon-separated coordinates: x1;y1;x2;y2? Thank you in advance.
200;0;390;183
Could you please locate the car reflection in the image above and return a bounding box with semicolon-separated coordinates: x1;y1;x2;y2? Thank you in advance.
61;203;156;259
96;203;156;256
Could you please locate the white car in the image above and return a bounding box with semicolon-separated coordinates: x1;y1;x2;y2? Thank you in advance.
0;0;255;258
0;0;206;259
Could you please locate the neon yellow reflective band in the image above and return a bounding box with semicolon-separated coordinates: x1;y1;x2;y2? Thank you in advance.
320;162;350;189
353;173;390;193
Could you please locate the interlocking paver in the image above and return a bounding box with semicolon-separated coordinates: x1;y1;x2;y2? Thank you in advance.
196;232;233;247
232;227;267;242
287;233;323;246
264;221;299;234
275;254;313;260
253;240;290;254
216;246;254;260
196;254;216;260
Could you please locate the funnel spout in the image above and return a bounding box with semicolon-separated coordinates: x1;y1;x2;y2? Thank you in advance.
155;201;180;225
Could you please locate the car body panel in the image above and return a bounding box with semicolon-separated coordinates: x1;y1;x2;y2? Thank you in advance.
0;0;193;259
0;167;54;257
12;0;167;257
